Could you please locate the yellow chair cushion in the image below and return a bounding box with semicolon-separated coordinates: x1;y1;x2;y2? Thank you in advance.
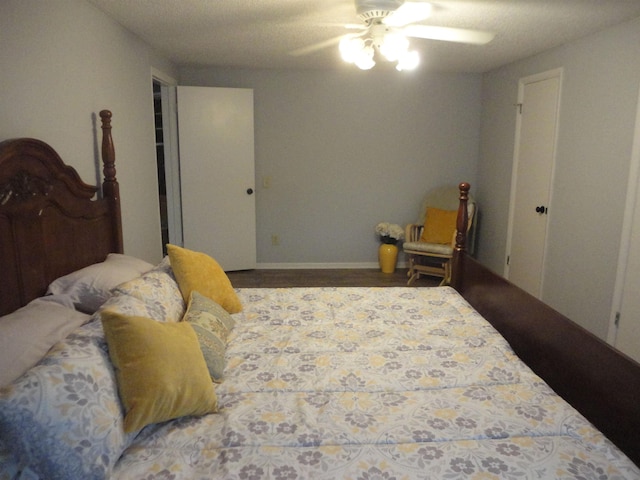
167;244;242;314
420;207;458;244
101;310;218;433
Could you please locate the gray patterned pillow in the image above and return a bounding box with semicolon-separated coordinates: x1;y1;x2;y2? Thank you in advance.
45;253;154;314
184;291;235;382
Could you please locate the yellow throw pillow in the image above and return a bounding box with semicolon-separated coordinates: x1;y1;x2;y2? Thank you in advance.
420;207;458;244
167;244;242;314
101;310;218;433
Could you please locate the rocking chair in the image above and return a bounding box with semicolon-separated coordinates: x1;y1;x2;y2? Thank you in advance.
403;185;476;285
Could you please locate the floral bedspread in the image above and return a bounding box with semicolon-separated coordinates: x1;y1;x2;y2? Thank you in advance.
108;287;639;479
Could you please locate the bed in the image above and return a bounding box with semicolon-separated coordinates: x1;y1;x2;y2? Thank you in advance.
1;111;639;479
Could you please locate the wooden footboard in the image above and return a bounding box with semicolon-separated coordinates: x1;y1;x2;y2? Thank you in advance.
450;183;640;466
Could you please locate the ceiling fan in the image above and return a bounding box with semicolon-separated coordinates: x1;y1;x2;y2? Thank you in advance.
291;0;495;71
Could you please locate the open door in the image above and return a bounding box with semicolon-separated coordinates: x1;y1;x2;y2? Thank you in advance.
152;72;182;255
177;86;256;271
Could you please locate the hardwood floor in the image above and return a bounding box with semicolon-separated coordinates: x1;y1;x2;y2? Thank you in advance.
226;268;441;288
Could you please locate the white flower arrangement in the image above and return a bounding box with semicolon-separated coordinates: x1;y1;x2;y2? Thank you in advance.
375;222;404;244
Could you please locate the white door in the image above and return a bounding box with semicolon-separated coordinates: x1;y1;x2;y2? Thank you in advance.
177;86;256;271
617;187;640;362
506;69;562;298
610;83;640;362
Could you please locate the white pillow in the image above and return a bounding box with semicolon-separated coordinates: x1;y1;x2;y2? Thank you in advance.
0;296;90;386
46;253;155;314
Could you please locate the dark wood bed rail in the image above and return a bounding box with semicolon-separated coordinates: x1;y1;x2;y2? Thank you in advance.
0;110;122;316
450;182;640;466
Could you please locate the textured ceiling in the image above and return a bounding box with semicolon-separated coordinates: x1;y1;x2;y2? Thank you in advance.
87;0;640;73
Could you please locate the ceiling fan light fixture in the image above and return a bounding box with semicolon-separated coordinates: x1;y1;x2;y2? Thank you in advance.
339;36;365;63
396;50;419;71
379;32;409;61
355;0;403;21
339;36;376;70
355;45;376;70
340;29;418;71
295;0;494;68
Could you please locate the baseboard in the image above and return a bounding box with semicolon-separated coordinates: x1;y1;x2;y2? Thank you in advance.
256;261;408;269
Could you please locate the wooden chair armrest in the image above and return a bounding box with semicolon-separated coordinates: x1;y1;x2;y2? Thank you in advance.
405;224;423;243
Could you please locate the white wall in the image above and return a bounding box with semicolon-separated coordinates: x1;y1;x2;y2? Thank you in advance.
180;67;482;265
7;0;635;342
0;0;176;264
477;17;640;339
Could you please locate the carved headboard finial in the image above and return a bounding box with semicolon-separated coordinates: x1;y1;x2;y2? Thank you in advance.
449;182;470;291
455;182;470;253
100;110;116;183
99;110;123;253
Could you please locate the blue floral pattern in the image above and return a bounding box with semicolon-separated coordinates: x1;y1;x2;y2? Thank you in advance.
111;287;638;479
0;320;136;479
111;267;185;322
1;287;637;479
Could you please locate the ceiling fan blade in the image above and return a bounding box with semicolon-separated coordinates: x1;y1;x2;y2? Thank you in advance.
384;2;433;27
404;25;495;45
344;23;367;30
313;22;365;30
289;35;347;56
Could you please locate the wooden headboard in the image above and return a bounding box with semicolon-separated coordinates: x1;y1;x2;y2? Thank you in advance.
0;110;122;316
450;182;640;466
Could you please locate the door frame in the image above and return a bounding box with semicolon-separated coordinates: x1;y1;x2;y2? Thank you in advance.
504;67;563;297
151;68;182;247
607;81;640;346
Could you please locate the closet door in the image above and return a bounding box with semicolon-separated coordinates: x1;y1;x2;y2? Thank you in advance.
616;189;640;362
177;86;256;271
505;69;561;298
613;86;640;362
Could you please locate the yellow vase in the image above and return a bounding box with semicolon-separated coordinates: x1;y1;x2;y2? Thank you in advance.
378;243;398;273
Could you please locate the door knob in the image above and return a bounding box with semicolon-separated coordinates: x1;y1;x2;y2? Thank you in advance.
246;188;254;195
535;205;547;214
